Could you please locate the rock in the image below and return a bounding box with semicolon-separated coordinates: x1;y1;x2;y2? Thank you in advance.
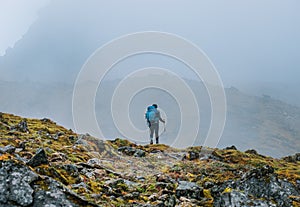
241;165;274;180
216;190;277;207
69;135;76;141
18;141;26;150
132;191;140;198
61;164;79;178
87;158;101;166
134;149;146;157
156;174;176;184
0;161;38;206
117;146;146;157
245;149;258;155
203;181;214;189
107;179;128;191
14;153;28;163
27;148;48;167
283;153;300;162
183;151;200;161
296;179;300;191
123;192;140;200
75;134;90;146
209;151;224;161
176;181;203;200
33;176;100;207
225;145;237;150
10;120;29;133
189;151;200;160
213;165;299;207
0;145;15;154
148;193;159;202
156;182;168;190
159;194;176;207
53;131;64;140
41;118;51;123
118;146;136;156
72;182;88;189
136;176;146;182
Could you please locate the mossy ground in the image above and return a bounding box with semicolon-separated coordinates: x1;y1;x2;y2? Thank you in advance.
0;112;299;206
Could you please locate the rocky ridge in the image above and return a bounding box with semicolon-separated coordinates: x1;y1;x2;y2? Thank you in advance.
0;112;299;206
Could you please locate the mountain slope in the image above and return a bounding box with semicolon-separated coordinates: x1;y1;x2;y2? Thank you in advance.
221;86;300;157
0;112;299;206
0;80;299;157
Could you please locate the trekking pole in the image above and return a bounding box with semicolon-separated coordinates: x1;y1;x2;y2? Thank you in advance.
160;122;166;136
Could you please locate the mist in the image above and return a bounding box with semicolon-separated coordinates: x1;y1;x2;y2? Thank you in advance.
1;1;299;86
0;0;299;157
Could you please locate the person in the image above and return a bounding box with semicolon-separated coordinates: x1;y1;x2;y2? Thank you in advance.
145;104;165;144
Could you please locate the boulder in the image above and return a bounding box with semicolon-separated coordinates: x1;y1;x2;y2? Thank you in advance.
245;149;258;155
183;151;200;161
117;146;146;157
225;145;237;150
118;146;136;156
33;176;100;207
216;190;276;207
87;158;101;166
175;181;203;200
0;145;16;154
283;153;300;162
0;161;100;207
27;148;48;167
134;149;146;157
0;161;38;206
10;120;29;133
213;165;299;207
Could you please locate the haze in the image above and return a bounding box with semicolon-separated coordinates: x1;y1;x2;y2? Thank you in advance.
0;0;299;156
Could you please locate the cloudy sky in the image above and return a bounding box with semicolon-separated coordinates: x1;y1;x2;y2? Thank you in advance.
0;0;49;55
0;1;299;154
0;0;299;104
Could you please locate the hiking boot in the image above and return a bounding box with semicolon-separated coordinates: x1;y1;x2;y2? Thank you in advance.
156;137;159;144
150;140;153;145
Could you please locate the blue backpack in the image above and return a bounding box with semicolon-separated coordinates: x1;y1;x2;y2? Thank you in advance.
145;106;156;122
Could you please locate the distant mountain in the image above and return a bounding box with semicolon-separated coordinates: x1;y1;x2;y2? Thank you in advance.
222;86;300;157
0;80;299;158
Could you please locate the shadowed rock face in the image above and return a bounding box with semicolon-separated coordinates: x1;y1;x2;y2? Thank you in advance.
0;161;100;207
0;113;299;206
27;148;48;167
213;165;298;207
0;161;38;206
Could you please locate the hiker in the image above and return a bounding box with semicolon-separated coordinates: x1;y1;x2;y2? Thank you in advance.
145;104;165;144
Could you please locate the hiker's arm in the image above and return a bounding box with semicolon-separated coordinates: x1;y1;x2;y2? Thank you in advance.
158;111;165;123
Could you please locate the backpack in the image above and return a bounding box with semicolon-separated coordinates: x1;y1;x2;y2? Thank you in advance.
145;106;156;122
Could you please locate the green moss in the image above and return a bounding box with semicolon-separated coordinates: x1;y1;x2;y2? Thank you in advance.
35;165;70;185
146;183;158;193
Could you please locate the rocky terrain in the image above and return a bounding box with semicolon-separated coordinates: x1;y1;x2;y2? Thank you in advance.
0;112;299;206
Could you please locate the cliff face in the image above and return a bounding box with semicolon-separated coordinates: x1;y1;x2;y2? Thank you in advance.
0;112;299;207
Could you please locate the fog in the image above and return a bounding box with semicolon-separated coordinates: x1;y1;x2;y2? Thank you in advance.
0;0;299;156
1;1;300;86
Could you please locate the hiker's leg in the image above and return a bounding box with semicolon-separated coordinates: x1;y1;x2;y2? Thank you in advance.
155;123;159;144
150;123;154;144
